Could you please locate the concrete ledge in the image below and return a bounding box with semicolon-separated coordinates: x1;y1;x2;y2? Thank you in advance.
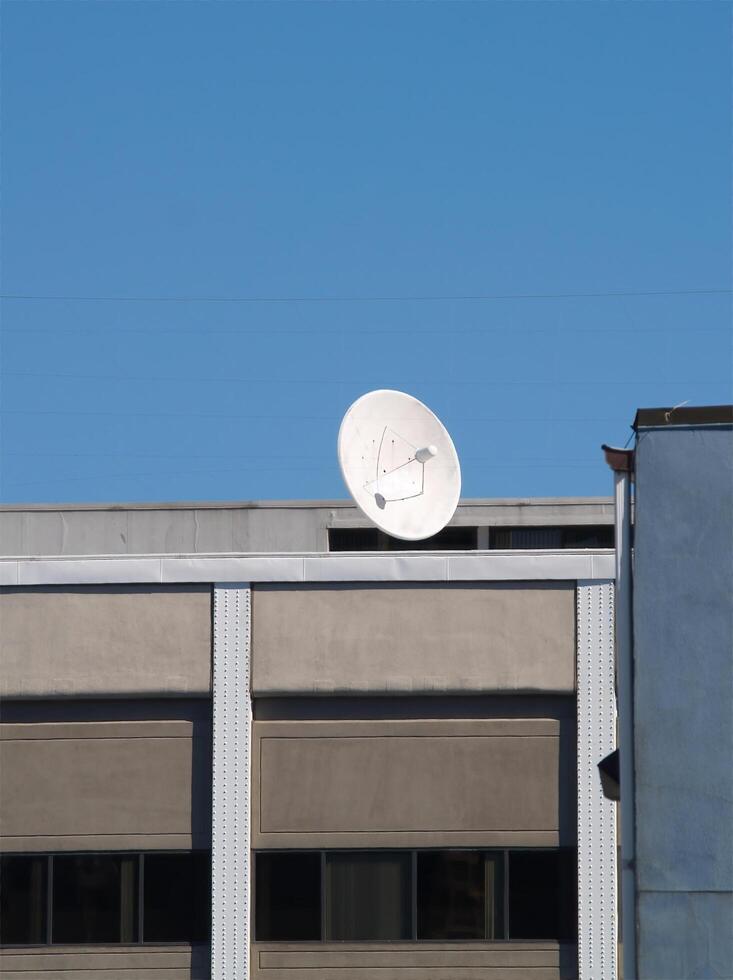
0;551;614;585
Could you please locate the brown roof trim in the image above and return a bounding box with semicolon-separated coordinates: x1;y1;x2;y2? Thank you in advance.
634;405;733;429
602;445;634;473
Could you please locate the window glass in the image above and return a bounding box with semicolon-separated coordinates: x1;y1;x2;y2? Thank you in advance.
0;855;47;945
508;850;577;940
52;854;138;943
192;851;212;942
386;526;477;551
328;528;380;551
143;852;209;943
417;851;504;940
328;526;478;552
325;852;411;941
491;526;613;550
255;852;321;941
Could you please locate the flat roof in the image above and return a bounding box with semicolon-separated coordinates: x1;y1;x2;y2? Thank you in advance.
0;497;615;558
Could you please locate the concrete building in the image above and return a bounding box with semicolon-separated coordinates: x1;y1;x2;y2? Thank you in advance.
629;406;733;978
0;496;619;980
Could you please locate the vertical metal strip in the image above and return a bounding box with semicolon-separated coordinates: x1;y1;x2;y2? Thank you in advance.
577;580;618;979
212;584;251;980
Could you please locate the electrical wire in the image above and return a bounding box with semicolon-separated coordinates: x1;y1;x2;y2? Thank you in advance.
1;371;718;385
0;409;634;421
1;287;730;304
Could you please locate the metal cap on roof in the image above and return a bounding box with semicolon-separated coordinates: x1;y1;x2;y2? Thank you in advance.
633;405;733;429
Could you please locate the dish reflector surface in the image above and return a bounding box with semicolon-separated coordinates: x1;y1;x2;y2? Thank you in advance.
338;389;461;541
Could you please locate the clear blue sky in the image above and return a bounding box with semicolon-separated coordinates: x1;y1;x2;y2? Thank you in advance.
1;2;730;504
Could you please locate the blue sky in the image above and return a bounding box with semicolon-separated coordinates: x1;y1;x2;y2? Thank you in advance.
1;1;730;504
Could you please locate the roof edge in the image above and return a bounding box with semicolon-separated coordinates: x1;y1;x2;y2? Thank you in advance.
0;496;614;513
634;405;733;429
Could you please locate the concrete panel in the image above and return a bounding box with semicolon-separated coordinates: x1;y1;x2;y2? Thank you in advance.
127;508;197;554
636;892;733;979
252;942;578;980
448;553;610;581
303;555;448;582
0;512;23;554
193;507;235;552
253;694;577;721
0;560;18;585
2;553;609;587
1;833;205;853
252;583;576;695
161;556;304;583
233;507;323;553
0;498;613;558
0;720;211;848
0;586;211;697
17;558;162;585
22;510;130;556
253;719;575;849
0;946;210;980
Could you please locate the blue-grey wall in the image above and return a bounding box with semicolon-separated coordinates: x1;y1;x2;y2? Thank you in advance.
633;424;733;979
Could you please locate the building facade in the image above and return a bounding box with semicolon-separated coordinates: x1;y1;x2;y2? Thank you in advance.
0;497;617;980
631;407;733;978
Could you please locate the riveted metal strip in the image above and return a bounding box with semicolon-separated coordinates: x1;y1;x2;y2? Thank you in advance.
212;585;251;980
577;580;618;979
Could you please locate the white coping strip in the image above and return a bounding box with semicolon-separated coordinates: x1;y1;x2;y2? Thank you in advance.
2;550;615;585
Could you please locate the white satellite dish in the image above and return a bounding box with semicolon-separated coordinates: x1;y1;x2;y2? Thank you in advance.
337;389;461;541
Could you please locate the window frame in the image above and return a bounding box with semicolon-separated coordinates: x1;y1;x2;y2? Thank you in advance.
253;847;577;945
0;852;49;948
0;850;210;949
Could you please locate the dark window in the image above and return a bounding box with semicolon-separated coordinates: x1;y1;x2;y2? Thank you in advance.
508;850;577;941
417;851;503;940
254;848;574;944
328;527;380;551
191;851;212;942
143;852;210;943
490;526;613;549
0;855;47;945
255;852;321;941
52;854;138;944
326;852;411;940
328;526;477;552
0;851;209;948
386;526;477;551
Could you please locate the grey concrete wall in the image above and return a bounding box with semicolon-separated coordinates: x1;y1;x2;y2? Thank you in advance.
0;498;613;557
0;717;212;851
253;719;576;849
252;583;576;695
633;424;733;977
251;942;578;979
0;586;211;698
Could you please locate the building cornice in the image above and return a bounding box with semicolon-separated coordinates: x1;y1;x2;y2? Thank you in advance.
0;550;614;586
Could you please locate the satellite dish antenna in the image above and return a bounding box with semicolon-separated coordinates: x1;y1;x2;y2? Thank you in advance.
338;389;461;541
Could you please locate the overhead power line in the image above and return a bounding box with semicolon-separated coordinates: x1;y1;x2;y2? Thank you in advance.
0;287;730;304
2;324;729;336
1;371;720;385
0;409;627;422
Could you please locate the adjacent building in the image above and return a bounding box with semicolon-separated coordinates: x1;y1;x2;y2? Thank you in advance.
630;406;733;978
